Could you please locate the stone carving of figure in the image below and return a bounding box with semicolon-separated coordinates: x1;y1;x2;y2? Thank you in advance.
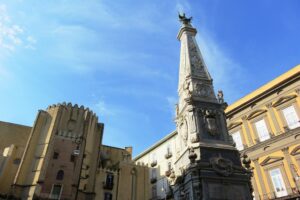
217;90;224;103
183;80;192;98
178;13;192;25
179;118;188;146
188;111;197;133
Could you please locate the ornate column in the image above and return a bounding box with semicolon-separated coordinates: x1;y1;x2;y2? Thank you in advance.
253;158;268;199
242;115;254;146
265;103;281;135
281;147;300;191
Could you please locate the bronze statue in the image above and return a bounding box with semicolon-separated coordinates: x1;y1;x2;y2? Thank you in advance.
178;13;192;25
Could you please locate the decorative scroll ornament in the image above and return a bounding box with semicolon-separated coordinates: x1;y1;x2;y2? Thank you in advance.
210;156;233;176
183;79;193;98
188;147;197;163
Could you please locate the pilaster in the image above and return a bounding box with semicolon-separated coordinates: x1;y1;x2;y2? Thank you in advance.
266;103;281;135
281;147;300;191
242;115;254;146
253;158;267;199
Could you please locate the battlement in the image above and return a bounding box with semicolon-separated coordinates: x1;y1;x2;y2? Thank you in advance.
47;102;98;118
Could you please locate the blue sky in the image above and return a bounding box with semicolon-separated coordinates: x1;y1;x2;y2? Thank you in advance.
0;0;299;156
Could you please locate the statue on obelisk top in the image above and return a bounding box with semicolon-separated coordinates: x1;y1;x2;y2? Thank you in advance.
178;12;192;25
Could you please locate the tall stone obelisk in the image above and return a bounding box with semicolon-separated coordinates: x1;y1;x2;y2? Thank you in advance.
171;14;253;200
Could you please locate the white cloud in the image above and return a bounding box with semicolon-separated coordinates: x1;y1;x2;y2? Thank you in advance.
25;36;37;50
0;4;36;51
95;99;115;117
176;0;191;14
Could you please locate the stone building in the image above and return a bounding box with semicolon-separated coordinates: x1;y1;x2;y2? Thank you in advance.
0;103;149;200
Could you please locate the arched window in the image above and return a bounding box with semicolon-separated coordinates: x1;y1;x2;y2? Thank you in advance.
56;170;64;180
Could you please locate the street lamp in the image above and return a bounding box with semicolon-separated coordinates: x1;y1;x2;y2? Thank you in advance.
74;135;86;200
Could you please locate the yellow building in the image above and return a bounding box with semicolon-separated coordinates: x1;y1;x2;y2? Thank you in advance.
96;145;149;200
226;65;300;199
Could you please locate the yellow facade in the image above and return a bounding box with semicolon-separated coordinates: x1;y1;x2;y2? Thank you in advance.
0;122;31;195
95;145;149;200
226;65;300;199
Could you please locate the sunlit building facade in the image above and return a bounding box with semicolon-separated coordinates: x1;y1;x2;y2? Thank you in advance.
135;65;300;200
226;65;300;199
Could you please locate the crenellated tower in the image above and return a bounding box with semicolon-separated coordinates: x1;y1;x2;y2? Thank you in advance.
12;103;104;200
172;14;253;200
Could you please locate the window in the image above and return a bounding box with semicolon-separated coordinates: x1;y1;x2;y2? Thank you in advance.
167;162;172;171
56;170;64;180
152;153;157;162
255;119;270;142
50;184;62;200
53;152;59;159
104;173;114;189
13;158;21;165
104;192;112;200
151;168;157;179
232;131;244;150
167;145;171;154
70;154;75;162
282;106;300;129
269;168;288;197
152;185;157;198
151;153;157;167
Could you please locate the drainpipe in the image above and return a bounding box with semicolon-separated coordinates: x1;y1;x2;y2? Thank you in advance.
116;168;120;200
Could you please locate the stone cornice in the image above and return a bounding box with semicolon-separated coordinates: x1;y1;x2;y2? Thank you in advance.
177;26;197;40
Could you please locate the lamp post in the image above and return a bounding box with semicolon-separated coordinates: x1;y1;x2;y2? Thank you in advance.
74;135;86;200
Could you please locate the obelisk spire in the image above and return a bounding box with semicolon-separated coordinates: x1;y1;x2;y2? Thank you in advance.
177;13;216;113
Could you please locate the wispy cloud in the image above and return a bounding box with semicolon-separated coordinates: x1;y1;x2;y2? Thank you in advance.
0;4;36;52
94;99;116;117
196;30;245;103
175;0;191;14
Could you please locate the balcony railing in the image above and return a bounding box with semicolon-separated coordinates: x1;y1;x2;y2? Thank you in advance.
151;160;157;167
165;152;172;159
150;177;157;184
103;182;113;190
165;170;171;177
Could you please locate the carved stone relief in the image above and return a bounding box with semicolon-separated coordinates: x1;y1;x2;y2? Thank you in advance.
187;36;206;77
188;110;197;133
178;116;188;146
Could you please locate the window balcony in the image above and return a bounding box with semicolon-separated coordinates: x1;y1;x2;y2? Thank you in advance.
103;182;114;190
150;177;157;184
165;152;172;159
151;160;157;167
165;170;171;177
